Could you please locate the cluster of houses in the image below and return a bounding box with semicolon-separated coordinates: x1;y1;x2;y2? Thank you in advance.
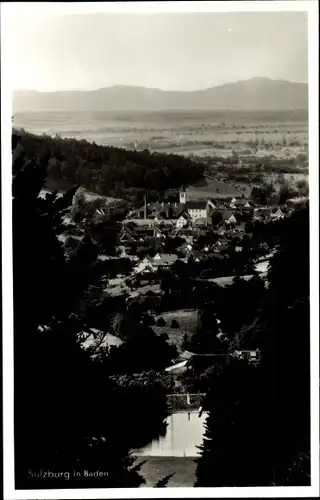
126;189;257;229
103;189;291;291
125;253;178;286
115;189;287;270
165;348;261;377
163;315;262;378
64;188;303;287
73;189;308;386
124;188;287;233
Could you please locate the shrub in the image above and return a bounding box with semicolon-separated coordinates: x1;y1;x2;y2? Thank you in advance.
143;315;156;326
156;317;166;327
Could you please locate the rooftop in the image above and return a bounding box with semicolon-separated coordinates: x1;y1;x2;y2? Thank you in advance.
186;201;207;210
176;209;192;220
124;218;174;227
152;253;178;266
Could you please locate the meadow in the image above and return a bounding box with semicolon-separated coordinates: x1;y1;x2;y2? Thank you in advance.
13;109;308;156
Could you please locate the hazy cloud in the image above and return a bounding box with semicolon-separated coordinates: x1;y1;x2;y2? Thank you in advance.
9;11;308;91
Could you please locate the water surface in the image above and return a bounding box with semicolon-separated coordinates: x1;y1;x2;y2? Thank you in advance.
134;411;208;458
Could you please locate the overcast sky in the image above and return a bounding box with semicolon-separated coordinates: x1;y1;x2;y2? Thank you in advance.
9;10;308;92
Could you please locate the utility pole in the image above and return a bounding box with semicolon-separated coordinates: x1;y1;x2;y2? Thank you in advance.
144;193;147;220
206;200;208;227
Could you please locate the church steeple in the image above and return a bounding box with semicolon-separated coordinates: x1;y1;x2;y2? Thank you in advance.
143;193;147;219
179;185;186;205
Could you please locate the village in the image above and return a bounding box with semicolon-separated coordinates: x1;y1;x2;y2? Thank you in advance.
9;3;313;489
60;184;308;394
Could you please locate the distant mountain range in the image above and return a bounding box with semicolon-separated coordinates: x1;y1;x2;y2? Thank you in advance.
13;78;308;112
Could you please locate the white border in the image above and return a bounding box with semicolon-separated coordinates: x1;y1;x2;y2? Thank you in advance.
308;4;320;499
2;0;319;17
2;1;319;499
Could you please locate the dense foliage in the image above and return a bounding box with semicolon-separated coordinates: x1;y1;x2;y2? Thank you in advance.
107;325;178;374
14;129;205;203
12;133;172;488
195;206;310;486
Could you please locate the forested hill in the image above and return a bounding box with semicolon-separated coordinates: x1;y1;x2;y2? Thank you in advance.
13;78;308;112
12;130;205;202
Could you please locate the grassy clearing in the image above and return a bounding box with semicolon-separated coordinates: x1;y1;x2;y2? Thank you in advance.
186;175;250;199
152;326;193;352
82;189;121;203
155;309;199;333
105;280;162;298
283;172;309;183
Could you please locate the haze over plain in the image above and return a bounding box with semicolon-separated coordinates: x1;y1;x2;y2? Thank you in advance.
10;11;307;99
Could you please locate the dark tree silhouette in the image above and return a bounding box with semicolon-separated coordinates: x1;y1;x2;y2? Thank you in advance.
195;206;310;486
14;129;205;203
12;133;145;488
195;360;270;487
156;317;166;327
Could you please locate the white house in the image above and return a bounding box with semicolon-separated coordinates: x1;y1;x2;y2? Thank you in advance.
165;359;189;375
271;208;284;220
132;257;156;275
179;188;187;204
185;201;208;221
252;215;262;222
176;213;190;229
153;225;166;239
151;253;178;268
224;213;237;225
207;199;216;210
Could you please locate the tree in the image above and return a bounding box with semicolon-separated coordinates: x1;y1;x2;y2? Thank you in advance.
186;312;222;354
296;179;309;197
250;182;275;205
15;129;206;201
163;236;185;254
182;333;189;351
71;189;87;222
107;325;177;374
156;317;166;327
12;134;144;488
211;210;223;227
89;217;122;256
171;319;180;329
108;371;173;450
155;474;175;487
143;314;156;326
258;206;310;485
195;360;270;487
278;183;298;205
195;206;310;487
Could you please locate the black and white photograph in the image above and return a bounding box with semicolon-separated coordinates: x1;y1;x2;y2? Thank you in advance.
2;1;319;498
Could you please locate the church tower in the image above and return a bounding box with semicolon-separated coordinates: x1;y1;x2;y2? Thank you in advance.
179;186;186;205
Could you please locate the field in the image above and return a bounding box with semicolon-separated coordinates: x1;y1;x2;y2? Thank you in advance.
105;279;162;298
14;110;308;199
82;190;120;204
13;109;308;158
155;309;199;333
186;176;250;199
152;326;192;352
